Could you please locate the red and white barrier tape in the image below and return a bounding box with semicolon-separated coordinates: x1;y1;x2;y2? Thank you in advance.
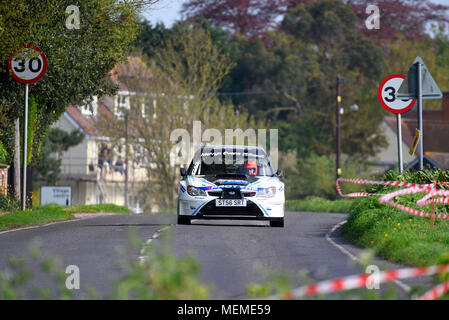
418;280;449;300
336;178;449;220
269;264;449;300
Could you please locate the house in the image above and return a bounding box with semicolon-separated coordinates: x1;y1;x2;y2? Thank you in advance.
51;57;151;210
371;92;449;172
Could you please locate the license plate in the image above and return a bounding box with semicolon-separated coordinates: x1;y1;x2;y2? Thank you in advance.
215;199;247;207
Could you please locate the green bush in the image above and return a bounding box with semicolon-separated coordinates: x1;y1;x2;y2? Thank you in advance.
0;141;7;163
285;153;366;200
0;193;20;212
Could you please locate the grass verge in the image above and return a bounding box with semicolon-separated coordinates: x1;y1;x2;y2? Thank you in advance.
0;204;74;231
286;196;353;213
63;204;132;214
343;170;449;267
0;203;132;231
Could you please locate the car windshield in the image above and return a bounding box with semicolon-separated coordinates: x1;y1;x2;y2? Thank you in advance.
188;148;274;177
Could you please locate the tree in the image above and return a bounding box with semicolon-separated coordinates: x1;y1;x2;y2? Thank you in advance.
33;128;85;185
182;0;449;45
181;0;288;39
348;0;449;45
0;0;152;167
98;22;260;209
217;0;386;159
133;20;172;58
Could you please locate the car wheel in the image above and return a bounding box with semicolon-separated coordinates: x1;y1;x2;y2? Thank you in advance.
270;218;284;228
177;215;191;225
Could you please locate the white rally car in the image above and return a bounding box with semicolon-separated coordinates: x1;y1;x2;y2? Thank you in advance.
177;145;285;227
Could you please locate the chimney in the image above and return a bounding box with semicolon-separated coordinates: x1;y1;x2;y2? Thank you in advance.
443;92;449;121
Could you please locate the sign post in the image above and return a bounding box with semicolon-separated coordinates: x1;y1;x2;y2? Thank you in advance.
378;74;416;173
8;44;47;210
397;56;442;170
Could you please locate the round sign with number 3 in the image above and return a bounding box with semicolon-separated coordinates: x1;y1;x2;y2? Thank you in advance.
8;44;47;84
378;74;416;114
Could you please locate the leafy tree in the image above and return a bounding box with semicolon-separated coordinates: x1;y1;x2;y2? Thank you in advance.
0;141;6;163
384;32;449;110
0;0;151;165
181;0;287;39
33;128;84;185
133;20;172;58
97;22;260;209
218;0;386;159
348;0;449;45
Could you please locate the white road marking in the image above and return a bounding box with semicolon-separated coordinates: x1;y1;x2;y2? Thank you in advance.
138;225;171;263
325;219;411;293
0;218;81;235
0;213;122;236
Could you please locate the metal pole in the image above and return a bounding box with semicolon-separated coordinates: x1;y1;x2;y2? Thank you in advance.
416;62;423;170
124;110;128;208
336;75;342;179
22;84;29;211
396;113;403;173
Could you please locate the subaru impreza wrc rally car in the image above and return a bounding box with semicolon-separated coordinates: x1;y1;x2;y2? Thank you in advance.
177;145;285;227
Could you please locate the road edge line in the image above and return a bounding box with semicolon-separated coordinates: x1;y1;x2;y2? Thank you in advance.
325;219;411;293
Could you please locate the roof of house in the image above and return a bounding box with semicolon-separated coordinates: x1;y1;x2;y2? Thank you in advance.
65;103;113;137
384;92;449;169
384;116;449;153
64;56;153;138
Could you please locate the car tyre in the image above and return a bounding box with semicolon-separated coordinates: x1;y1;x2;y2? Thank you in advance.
270;218;284;228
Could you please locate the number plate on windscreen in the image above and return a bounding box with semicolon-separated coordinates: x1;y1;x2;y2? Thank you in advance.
215;199;247;207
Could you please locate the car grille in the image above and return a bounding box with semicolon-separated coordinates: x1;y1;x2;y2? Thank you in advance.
207;190;223;197
222;189;242;199
208;189;256;198
197;200;264;217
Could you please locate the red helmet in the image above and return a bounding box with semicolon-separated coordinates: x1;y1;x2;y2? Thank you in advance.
243;160;258;176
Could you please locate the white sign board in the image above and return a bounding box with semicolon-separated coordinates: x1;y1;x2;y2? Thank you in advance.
8;44;47;84
41;186;72;206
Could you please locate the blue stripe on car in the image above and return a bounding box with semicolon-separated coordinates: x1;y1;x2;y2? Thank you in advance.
191;201;210;216
252;200;270;217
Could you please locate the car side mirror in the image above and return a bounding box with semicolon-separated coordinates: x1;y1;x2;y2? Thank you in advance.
180;167;187;177
276;169;283;177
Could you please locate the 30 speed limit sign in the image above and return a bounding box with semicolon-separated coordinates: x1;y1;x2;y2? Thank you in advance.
378;74;416;113
8;44;47;84
7;44;47;211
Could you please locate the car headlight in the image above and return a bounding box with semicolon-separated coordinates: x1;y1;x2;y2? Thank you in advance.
257;186;277;198
187;186;207;197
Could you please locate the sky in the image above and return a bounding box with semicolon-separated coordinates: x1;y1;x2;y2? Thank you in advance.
143;0;449;28
142;0;186;27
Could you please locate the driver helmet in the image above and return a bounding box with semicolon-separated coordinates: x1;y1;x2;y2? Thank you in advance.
243;160;258;176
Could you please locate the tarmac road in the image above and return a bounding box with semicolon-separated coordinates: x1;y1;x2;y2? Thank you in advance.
0;211;433;299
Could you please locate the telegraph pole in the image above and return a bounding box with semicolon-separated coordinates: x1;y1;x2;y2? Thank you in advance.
336;75;342;179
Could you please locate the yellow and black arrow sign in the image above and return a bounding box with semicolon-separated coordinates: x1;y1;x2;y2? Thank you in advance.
409;129;420;156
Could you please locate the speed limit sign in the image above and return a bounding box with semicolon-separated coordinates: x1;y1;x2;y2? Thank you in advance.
8;44;47;84
378;74;416;114
7;44;47;211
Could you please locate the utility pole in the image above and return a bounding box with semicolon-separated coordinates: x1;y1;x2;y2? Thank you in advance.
124;110;129;208
336;75;342;179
